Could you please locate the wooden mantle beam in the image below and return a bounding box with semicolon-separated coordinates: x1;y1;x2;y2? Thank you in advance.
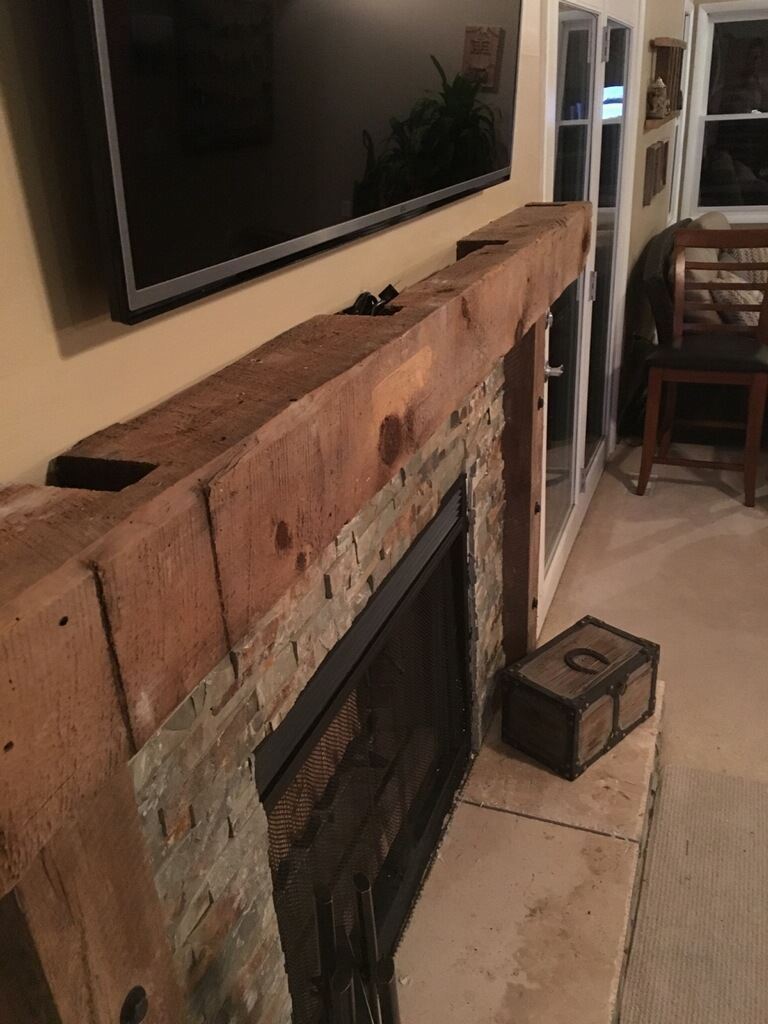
0;203;590;894
0;768;185;1023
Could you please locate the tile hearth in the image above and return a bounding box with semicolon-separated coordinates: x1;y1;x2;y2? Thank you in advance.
397;686;664;1024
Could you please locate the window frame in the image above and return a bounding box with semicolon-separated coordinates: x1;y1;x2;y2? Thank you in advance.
682;0;768;223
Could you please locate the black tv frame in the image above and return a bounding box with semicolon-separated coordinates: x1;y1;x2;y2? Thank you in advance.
73;0;521;325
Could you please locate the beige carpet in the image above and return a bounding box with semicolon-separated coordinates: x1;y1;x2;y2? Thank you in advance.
620;765;768;1023
543;444;768;784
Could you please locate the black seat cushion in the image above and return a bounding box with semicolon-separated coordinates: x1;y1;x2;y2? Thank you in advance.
646;334;768;373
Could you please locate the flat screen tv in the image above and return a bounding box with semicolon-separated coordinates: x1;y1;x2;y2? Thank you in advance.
74;1;523;323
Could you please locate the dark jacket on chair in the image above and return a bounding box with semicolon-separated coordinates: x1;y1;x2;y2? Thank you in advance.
619;219;691;437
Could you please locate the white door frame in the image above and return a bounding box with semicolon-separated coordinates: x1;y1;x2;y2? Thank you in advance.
538;0;645;628
667;0;695;224
603;10;643;459
540;2;601;626
682;0;768;223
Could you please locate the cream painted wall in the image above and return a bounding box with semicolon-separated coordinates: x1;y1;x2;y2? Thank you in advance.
0;1;545;484
627;0;688;268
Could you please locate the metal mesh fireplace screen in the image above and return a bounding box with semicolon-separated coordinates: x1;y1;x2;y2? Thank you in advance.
254;485;471;1024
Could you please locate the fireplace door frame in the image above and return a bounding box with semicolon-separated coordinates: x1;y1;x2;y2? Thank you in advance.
253;478;472;957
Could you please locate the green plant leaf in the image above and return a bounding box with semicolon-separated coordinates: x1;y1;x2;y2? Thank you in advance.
353;55;501;215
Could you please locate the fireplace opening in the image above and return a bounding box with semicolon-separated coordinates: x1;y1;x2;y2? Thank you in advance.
253;482;471;1023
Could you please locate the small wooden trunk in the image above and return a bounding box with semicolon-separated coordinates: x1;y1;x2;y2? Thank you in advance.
502;616;660;780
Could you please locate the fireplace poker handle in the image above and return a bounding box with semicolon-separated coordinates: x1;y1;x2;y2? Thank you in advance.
355;874;382;1024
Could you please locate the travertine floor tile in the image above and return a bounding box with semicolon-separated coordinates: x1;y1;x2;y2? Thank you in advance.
397;802;637;1024
463;683;663;842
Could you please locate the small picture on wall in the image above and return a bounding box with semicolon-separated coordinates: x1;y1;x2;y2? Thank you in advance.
463;26;505;93
643;140;670;206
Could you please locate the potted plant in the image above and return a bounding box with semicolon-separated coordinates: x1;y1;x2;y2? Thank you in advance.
354;56;503;216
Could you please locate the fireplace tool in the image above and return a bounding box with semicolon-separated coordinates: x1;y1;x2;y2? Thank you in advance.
313;875;402;1024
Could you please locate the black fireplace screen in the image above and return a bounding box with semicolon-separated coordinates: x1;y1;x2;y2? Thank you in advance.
254;484;471;1023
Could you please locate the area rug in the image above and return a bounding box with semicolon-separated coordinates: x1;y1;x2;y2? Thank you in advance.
620;765;768;1023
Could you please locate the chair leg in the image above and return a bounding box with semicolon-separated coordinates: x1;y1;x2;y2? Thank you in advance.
744;373;767;508
638;369;664;496
659;382;677;458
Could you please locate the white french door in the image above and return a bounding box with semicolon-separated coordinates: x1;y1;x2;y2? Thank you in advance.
539;0;640;625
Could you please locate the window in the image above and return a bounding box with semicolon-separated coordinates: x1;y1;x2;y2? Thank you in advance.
603;85;625;121
685;4;768;220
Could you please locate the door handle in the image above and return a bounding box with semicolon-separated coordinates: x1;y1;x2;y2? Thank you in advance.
545;309;554;330
544;362;565;380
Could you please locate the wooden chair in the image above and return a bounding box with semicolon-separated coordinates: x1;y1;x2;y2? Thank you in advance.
637;228;768;507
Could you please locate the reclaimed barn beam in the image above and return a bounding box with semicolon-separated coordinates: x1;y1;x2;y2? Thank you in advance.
500;320;547;664
0;563;133;892
0;202;590;894
0;768;185;1023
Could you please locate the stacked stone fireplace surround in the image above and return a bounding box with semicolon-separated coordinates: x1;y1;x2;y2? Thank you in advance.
0;203;590;1024
131;365;506;1023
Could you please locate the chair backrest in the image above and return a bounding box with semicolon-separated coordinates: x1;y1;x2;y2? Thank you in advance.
642;219;691;348
672;228;768;345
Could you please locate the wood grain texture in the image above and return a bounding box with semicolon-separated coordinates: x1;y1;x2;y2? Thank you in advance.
523;622;639;698
210;206;590;638
578;695;613;763
0;203;591;890
1;204;590;602
206;310;444;640
456;202;589;260
0;567;131;896
14;767;185;1024
502;685;572;769
0;485;111;608
90;488;230;747
619;665;655;731
501;320;545;662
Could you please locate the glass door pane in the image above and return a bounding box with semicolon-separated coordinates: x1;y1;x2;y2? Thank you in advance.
545;279;581;560
554;9;596;201
585;22;629;465
546;4;596;565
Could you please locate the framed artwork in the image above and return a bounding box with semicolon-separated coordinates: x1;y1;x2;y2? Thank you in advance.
643;140;670;205
463;26;505;93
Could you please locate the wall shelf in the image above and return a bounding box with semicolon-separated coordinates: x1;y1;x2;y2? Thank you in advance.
650;37;687;50
647;36;687;131
644;112;680;133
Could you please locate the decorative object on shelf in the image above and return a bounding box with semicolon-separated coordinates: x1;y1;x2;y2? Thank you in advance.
643;140;670;206
647;76;671;120
501;616;660;780
651;37;687;113
462;25;505;92
644;36;687;131
643;111;678;132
